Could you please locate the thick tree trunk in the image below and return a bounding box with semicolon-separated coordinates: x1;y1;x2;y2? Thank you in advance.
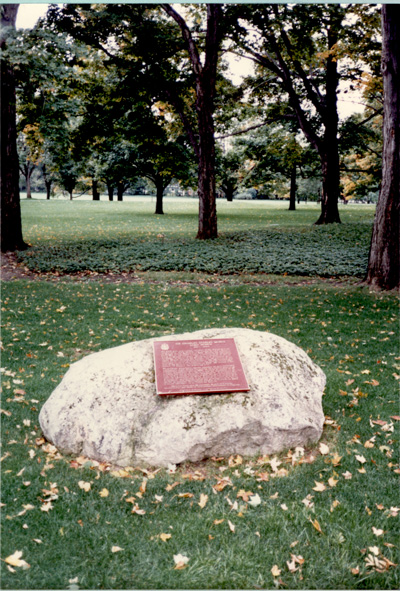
288;166;296;211
366;4;399;290
162;3;221;240
92;179;100;200
315;147;341;224
117;182;124;201
197;101;217;238
315;23;341;225
1;4;28;252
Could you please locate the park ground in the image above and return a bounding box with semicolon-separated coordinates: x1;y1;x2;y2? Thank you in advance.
1;197;399;590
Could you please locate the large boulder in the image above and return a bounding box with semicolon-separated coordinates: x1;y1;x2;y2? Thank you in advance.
39;328;326;467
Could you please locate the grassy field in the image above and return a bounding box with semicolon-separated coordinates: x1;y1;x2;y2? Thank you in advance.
17;198;373;277
1;198;399;589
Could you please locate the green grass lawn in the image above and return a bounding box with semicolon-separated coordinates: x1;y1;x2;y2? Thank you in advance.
1;198;399;589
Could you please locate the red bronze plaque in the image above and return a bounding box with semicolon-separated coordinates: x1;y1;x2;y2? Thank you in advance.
153;338;250;396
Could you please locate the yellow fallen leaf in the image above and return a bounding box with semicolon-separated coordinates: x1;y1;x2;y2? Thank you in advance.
5;551;30;569
310;518;323;534
237;489;253;502
111;546;123;553
228;454;242;467
159;533;172;542
328;477;338;487
78;481;91;492
198;493;208;509
271;565;281;577
351;566;360;575
213;519;224;525
228;520;235;533
312;481;326;492
178;492;194;498
99;488;109;498
330;500;340;512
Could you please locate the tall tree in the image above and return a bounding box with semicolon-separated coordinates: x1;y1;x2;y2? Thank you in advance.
1;4;28;252
161;4;222;238
366;4;399;290
232;4;380;225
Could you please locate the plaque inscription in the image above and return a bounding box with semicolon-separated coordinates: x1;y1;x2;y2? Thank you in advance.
153;338;250;396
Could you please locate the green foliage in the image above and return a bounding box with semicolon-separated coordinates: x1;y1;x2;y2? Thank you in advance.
16;200;372;278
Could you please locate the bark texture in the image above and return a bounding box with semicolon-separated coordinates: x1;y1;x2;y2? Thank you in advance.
1;4;28;252
366;4;399;290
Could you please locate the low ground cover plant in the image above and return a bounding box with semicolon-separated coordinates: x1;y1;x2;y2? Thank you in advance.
16;199;373;278
1;199;398;589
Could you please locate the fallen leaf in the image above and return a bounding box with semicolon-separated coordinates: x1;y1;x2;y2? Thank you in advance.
159;533;172;542
319;443;330;455
280;503;288;511
271;565;281;577
228;520;235;533
342;470;352;479
131;504;146;515
248;493;261;507
312;481;326;492
165;481;180;492
372;527;384;537
111;546;123;553
310;518;323;534
355;454;367;464
198;494;208;509
99;488;109;498
228;454;243;467
237;490;254;502
178;492;194;499
40;501;53;512
351;566;360;575
330;500;340;512
5;551;30;569
328;477;338;487
173;554;189;570
78;481;91;492
213;519;224;525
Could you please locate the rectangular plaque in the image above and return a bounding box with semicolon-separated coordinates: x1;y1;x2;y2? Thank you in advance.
153;338;250;396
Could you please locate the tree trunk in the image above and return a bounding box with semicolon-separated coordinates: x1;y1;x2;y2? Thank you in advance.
315;20;341;225
107;182;114;201
154;177;164;215
197;100;217;238
117;182;124;201
162;4;221;240
43;164;52;199
92;179;100;200
366;4;399;290
24;164;33;199
0;4;28;252
288;166;296;210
